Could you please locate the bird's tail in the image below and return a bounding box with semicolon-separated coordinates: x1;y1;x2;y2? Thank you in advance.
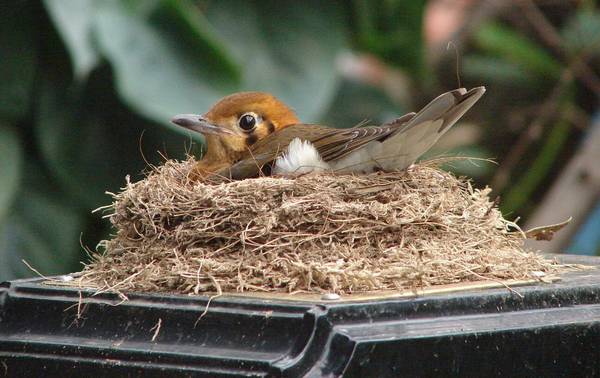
373;87;486;171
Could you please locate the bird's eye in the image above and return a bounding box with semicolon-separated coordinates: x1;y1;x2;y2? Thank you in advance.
238;113;257;132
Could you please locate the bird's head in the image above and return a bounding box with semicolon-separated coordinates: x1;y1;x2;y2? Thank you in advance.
171;92;299;161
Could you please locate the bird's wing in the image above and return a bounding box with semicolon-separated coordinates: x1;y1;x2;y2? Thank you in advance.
361;86;485;171
310;87;485;167
310;112;417;162
310;126;395;161
394;87;485;136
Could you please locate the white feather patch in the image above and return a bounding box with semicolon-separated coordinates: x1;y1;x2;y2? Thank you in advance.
273;138;330;176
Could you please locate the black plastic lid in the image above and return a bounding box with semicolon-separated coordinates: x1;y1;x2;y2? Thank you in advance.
1;254;599;377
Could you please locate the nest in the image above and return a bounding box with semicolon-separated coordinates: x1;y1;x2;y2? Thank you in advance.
81;158;565;295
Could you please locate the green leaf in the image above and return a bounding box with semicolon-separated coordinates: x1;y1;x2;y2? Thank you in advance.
462;55;532;86
43;0;100;80
36;68;190;209
0;1;36;122
351;0;426;79
562;9;600;56
0;161;83;281
94;0;240;128
320;79;403;128
501;113;573;216
474;22;563;79
0;124;23;222
206;0;348;121
156;0;240;77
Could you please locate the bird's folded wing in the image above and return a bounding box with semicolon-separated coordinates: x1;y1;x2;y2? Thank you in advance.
395;87;485;136
363;86;486;171
312;126;395;161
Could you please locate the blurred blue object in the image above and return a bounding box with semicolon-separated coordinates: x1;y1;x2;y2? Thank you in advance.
566;111;600;256
567;201;600;255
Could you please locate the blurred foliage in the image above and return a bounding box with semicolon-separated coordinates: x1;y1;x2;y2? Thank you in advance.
350;0;427;79
473;22;562;80
1;0;599;280
459;2;600;219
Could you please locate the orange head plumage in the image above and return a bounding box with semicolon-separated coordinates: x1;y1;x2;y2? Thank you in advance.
171;92;299;173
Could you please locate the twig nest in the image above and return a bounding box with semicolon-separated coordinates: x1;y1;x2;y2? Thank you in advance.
85;158;562;295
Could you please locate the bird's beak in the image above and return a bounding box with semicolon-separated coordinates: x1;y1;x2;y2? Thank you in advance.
170;114;236;136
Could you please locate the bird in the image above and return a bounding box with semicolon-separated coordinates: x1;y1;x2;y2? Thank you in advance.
171;87;486;180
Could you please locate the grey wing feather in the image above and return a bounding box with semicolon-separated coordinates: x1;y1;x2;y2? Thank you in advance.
315;112;417;162
317;127;392;161
365;86;486;171
398;87;485;135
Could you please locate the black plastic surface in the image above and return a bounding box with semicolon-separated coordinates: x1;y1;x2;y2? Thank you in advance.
1;254;599;377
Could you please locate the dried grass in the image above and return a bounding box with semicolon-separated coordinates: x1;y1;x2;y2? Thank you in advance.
80;158;566;295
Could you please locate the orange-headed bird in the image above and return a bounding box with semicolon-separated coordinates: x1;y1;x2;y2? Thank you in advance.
171;87;485;180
